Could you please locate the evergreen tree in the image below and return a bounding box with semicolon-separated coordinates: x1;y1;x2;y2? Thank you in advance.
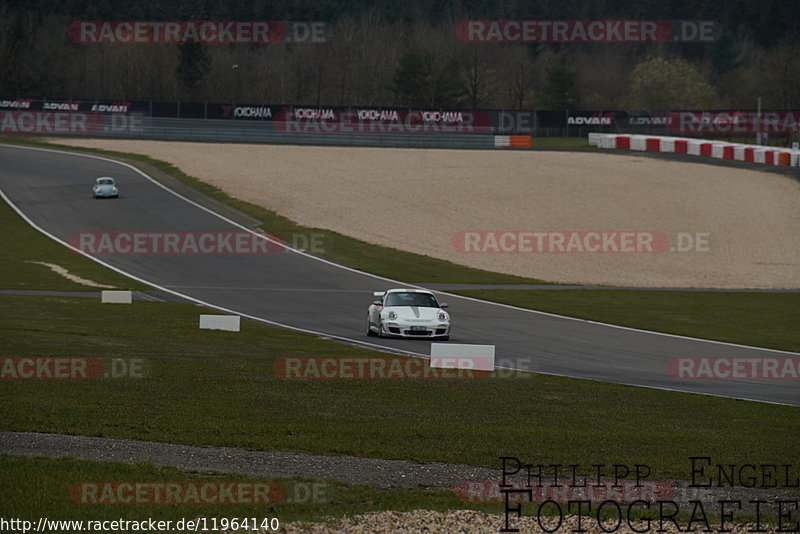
390;48;434;106
542;53;580;109
176;43;212;95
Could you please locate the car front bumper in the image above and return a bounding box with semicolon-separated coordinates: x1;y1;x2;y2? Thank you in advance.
94;189;118;197
382;321;450;338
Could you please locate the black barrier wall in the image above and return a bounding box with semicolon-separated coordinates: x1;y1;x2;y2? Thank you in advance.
2;97;799;138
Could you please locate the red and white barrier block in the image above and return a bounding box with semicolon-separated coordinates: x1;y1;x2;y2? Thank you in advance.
589;134;799;167
494;135;532;148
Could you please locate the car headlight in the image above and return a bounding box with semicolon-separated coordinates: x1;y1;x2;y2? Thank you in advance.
112;186;118;190
438;312;448;321
387;311;397;320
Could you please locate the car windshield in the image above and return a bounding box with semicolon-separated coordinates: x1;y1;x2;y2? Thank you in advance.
384;292;439;308
98;178;114;185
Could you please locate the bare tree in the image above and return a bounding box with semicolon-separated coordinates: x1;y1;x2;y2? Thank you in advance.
457;43;499;109
350;10;404;105
500;46;536;109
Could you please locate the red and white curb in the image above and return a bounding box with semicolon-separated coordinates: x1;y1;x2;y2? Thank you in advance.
589;133;799;167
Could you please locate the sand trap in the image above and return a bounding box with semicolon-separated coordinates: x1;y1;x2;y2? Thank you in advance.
51;139;800;289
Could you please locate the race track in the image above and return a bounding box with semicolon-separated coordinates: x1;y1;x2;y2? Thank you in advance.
2;144;797;405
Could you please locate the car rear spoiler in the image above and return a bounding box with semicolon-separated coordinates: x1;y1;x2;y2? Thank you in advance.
373;291;385;297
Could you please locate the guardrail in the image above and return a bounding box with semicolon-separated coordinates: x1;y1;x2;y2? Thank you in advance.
0;112;533;149
5;97;800;139
100;116;502;149
589;133;800;167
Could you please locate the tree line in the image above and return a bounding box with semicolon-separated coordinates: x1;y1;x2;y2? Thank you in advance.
1;0;798;109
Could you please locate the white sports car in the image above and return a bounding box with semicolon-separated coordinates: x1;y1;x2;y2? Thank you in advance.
367;288;450;340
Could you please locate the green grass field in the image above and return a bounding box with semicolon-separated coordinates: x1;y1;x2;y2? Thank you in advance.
0;456;480;525
2;292;797;524
2;293;799;479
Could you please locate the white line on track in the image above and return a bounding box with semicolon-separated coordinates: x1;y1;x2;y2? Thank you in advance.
165;286;378;292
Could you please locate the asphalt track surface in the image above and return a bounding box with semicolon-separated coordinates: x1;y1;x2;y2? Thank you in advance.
1;144;798;406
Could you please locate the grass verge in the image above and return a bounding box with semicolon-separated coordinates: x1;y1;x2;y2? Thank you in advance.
453;290;800;353
0;191;148;291
531;137;593;149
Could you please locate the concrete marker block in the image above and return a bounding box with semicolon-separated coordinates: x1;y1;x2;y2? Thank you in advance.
200;314;241;332
101;290;132;304
430;343;495;371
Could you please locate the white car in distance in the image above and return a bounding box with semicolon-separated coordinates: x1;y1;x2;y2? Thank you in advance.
92;176;119;198
367;288;450;340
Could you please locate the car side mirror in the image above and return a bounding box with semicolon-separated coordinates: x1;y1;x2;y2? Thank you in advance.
440;303;449;309
372;301;382;306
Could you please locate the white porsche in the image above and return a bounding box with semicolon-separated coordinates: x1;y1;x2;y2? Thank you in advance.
367;288;450;340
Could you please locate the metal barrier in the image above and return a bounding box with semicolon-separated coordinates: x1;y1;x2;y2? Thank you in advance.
82;116;499;149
